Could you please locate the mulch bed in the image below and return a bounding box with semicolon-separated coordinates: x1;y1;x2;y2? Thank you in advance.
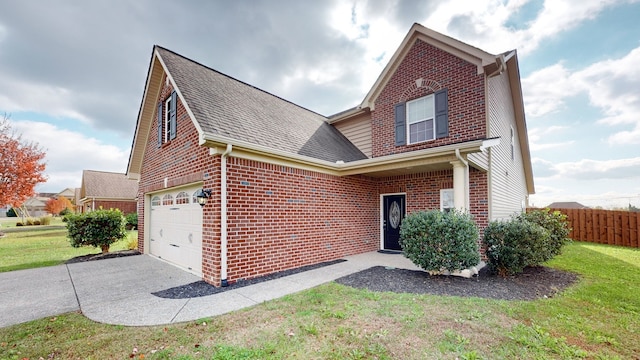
335;265;579;300
65;250;579;301
65;250;141;264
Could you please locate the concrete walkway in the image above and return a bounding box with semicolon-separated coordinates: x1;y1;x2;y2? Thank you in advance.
0;252;420;328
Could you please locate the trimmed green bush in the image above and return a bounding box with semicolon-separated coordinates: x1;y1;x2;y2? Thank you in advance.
59;207;72;217
399;209;480;273
66;209;127;253
520;208;571;259
484;217;550;276
125;212;138;230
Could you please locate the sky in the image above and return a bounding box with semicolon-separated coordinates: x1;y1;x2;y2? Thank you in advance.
0;0;639;209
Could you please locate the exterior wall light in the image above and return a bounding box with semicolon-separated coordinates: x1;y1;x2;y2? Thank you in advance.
196;189;212;206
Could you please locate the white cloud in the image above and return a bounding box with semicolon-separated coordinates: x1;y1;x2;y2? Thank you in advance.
536;157;640;180
528;126;574;151
11;120;129;193
0;74;90;123
523;45;640;145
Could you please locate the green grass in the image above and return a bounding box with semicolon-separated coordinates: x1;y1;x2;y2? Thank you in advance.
0;222;137;272
0;242;638;359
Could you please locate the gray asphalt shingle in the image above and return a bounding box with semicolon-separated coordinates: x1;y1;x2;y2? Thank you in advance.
157;46;367;163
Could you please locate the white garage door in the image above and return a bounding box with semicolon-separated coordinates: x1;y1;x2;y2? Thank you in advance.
149;185;203;275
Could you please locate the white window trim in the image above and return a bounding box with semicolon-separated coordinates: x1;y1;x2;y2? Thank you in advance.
164;97;172;143
440;188;454;212
406;94;435;145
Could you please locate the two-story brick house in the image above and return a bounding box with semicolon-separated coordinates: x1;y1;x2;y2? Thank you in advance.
127;23;534;286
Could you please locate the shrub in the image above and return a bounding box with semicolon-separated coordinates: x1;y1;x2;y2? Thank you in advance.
483;217;550;276
399;209;480;273
125;212;138;230
16;222;23;226
25;218;35;226
66;209;127;253
520;209;571;260
59;207;72;217
39;216;51;225
125;233;138;250
6;208;17;217
33;220;41;226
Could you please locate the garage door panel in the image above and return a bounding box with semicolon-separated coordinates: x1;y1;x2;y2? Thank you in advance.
149;186;203;275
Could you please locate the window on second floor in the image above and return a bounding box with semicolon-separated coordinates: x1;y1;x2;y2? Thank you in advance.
157;90;177;147
394;88;448;146
407;94;435;144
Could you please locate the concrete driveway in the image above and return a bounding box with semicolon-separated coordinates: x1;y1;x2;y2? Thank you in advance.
0;252;419;328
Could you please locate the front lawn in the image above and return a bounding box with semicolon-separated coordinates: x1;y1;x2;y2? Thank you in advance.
0;242;638;359
0;223;136;272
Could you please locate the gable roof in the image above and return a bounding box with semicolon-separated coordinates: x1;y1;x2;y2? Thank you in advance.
126;47;367;178
547;202;589;209
80;170;138;200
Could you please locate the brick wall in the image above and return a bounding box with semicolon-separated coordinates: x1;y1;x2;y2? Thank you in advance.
91;200;137;214
372;38;486;157
224;158;379;283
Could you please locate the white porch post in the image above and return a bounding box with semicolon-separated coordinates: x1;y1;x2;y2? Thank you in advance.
450;160;468;211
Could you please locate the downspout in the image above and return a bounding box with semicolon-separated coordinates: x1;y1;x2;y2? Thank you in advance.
455;149;470;210
220;144;232;287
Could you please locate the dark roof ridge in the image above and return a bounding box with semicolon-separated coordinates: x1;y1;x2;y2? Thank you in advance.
154;45;328;119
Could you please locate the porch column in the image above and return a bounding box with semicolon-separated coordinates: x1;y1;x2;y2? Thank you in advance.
450;160;468;211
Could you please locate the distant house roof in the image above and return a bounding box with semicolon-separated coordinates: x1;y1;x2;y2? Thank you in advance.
156;46;367;163
80;170;138;201
547;202;589;209
56;188;76;199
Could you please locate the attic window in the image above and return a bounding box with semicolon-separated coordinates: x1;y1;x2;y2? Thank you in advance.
157;90;177;147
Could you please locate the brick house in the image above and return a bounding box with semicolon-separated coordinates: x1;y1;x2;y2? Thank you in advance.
126;23;534;286
78;170;138;214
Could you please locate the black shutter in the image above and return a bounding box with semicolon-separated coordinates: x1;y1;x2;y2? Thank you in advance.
169;91;177;140
157;102;163;148
435;88;448;139
394;102;406;146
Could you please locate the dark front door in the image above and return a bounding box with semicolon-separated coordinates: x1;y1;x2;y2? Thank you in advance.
383;194;405;250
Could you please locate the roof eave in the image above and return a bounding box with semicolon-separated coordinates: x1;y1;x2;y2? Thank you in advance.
506;52;535;194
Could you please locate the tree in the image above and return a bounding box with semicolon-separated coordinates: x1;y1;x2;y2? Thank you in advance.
66;209;127;253
0;113;47;207
45;196;73;215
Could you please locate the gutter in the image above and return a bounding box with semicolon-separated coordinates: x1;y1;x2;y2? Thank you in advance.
220;144;232;287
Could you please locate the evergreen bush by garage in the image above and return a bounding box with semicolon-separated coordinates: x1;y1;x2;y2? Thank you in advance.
399;209;480;273
66;209;127;253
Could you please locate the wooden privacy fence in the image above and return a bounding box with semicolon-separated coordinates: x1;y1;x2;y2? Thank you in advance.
535;208;640;248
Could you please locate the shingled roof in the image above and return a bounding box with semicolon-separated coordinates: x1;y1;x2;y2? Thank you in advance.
157;46;367;163
80;170;138;200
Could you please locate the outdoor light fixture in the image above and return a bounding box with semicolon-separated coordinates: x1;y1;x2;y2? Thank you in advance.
195;189;212;206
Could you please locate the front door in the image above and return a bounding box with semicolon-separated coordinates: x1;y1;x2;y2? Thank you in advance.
383;194;405;250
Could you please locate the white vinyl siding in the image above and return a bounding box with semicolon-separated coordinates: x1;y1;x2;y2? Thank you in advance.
333;113;372;158
488;72;529;220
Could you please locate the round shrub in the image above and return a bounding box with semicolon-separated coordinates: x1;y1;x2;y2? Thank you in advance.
66;209;127;253
399;209;480;273
519;209;571;260
483;217;550;276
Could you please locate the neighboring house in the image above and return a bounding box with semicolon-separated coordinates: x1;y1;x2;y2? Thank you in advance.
547;202;589;209
56;187;76;203
79;170;138;214
21;193;56;217
127;23;534;286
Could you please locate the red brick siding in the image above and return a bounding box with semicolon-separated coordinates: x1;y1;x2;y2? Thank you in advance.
224;158;379;283
372;39;486;157
90;200;137;214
